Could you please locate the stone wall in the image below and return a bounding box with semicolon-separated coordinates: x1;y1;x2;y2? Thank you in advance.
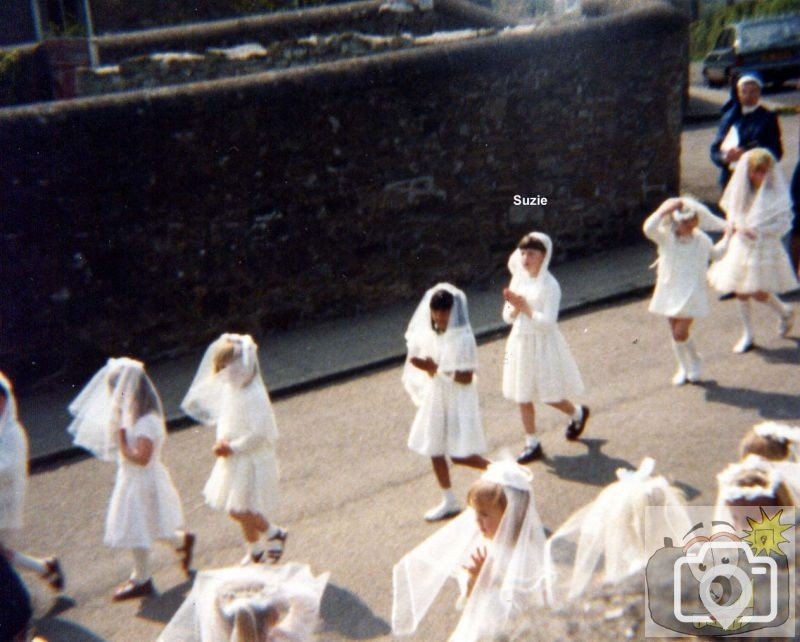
0;0;687;389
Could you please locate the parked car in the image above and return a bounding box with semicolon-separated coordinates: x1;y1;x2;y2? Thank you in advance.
702;14;800;88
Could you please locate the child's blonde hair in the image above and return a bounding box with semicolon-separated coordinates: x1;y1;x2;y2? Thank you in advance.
467;479;507;514
213;340;239;373
746;148;774;173
739;431;790;462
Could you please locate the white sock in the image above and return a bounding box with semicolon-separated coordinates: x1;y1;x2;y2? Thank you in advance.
443;489;457;505
131;548;150;584
525;434;540;449
736;299;754;337
172;530;186;548
764;293;790;317
571;405;584;422
11;551;46;575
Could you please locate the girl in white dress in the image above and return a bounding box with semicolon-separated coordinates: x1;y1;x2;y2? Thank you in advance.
501;232;588;464
159;562;329;642
708;148;798;352
392;460;547;642
402;284;490;522
0;371;64;591
182;334;286;564
643;196;729;385
68;357;194;601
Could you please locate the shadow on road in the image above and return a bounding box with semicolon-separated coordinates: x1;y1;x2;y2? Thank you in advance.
32;617;107;642
136;576;194;624
757;341;800;366
543;438;633;487
318;583;391;639
700;380;800;420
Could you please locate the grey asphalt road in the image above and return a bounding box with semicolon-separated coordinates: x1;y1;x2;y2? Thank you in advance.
19;284;800;641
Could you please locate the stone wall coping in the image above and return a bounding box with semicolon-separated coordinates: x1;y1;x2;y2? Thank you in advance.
0;0;684;122
92;0;511;49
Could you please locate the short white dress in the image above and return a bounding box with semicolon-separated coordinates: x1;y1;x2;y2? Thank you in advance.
406;329;487;458
0;388;27;533
708;149;798;294
502;272;584;404
643;212;719;318
105;413;184;549
203;378;279;519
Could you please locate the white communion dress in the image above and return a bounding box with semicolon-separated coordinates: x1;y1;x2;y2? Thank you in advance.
643;198;728;318
0;372;28;533
182;334;280;519
708;149;798;294
502;233;584;404
402;283;487;458
105;412;184;549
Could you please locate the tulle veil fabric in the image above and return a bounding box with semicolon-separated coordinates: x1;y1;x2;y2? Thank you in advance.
402;283;478;408
392;461;547;642
67;357;163;462
181;333;278;445
544;458;691;606
0;372;27;531
159;563;329;642
720;149;793;234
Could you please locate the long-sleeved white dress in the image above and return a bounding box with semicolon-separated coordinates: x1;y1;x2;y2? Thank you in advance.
643;211;727;318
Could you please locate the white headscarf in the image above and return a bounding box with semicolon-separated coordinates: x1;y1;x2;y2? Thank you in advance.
392;460;546;641
503;232;556;321
159;563;329;642
544;458;691;606
720;148;793;234
181;333;278;444
402;283;477;407
67;357;163;462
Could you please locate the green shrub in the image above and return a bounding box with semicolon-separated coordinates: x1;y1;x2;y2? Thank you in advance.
690;0;800;59
0;50;22;107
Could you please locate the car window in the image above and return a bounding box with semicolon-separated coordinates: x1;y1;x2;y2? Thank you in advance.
740;17;800;50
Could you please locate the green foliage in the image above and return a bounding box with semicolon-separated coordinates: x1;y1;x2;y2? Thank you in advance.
0;50;22;107
690;0;800;59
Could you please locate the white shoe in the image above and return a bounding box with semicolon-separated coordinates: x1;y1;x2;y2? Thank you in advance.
779;308;795;338
424;499;462;522
732;334;754;354
671;367;687;386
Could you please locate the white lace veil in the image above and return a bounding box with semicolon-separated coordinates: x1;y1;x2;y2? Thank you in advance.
402;283;477;407
719;148;793;232
0;371;26;528
158;563;329;642
392;461;546;641
181;333;278;443
67;357;163;462
544;458;691;606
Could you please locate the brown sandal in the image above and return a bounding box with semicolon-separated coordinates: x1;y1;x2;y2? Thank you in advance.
43;557;65;591
176;532;195;577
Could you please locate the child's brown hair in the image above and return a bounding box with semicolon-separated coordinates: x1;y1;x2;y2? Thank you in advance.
739;431;790;462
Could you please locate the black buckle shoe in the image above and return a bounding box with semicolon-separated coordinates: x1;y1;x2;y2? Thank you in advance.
566;405;590;441
516;443;543;464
